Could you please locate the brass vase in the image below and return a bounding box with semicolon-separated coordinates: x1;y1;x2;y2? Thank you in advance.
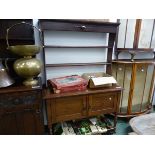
6;21;43;86
14;56;42;86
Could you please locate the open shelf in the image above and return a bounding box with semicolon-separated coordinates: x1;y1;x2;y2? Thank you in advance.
117;48;155;52
113;59;155;64
44;45;113;49
45;62;111;67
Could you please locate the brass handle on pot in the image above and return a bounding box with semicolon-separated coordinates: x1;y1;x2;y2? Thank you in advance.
6;21;43;49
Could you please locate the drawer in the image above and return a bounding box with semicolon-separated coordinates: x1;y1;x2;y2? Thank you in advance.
88;93;118;116
40;21;117;33
0;91;41;109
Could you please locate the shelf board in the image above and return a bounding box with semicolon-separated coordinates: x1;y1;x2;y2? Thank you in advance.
113;59;155;64
116;48;155;52
45;62;111;67
44;45;113;48
43;85;123;99
0;38;34;41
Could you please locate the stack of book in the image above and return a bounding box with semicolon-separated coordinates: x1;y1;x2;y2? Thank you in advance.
53;115;114;135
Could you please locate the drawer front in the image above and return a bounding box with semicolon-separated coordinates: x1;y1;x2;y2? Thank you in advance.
0;91;41;110
49;96;87;123
88;93;118;116
41;21;117;33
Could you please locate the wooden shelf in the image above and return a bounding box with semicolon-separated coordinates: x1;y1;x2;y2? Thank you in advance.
0;77;42;94
44;45;113;49
45;62;111;67
113;59;155;64
44;85;123;99
117;48;155;52
0;38;34;41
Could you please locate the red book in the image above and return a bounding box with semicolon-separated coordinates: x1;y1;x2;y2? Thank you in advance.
48;75;88;93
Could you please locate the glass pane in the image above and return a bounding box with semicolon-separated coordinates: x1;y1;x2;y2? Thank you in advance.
125;19;136;48
132;65;147;112
112;64;117;79
117;19;127;48
138;19;154;48
151;21;155;48
141;65;154;111
115;64;127;113
121;65;132;113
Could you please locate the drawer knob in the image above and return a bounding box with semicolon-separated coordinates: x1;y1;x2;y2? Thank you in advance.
76;25;86;30
141;68;144;72
36;109;41;114
109;97;112;101
81;25;86;30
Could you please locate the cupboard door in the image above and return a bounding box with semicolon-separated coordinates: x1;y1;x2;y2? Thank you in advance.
51;96;87;123
88;93;117;116
0;108;44;135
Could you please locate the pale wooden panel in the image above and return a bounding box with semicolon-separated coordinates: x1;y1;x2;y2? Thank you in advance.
142;65;154;111
117;19;127;48
132;65;147;112
45;48;107;64
125;19;136;48
138;19;154;48
44;31;108;46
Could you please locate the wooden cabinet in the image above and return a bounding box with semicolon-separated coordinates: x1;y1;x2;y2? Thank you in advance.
113;19;155;117
0;19;44;134
44;87;122;134
39;19;122;134
112;61;155;117
0;81;44;135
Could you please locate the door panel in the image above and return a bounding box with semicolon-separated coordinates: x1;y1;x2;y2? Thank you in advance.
88;93;117;116
54;96;87;122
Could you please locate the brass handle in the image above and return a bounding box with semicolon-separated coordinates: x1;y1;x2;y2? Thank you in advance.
6;21;42;49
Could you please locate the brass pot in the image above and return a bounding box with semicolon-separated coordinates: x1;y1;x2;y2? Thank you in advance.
6;21;43;86
14;57;42;86
8;45;42;56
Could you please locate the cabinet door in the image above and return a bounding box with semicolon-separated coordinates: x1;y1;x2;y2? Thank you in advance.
0;91;44;135
49;96;87;123
88;93;118;116
0;107;44;135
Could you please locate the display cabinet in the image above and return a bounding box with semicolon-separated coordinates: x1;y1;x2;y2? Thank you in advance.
112;60;155;117
113;19;155;117
39;19;122;134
